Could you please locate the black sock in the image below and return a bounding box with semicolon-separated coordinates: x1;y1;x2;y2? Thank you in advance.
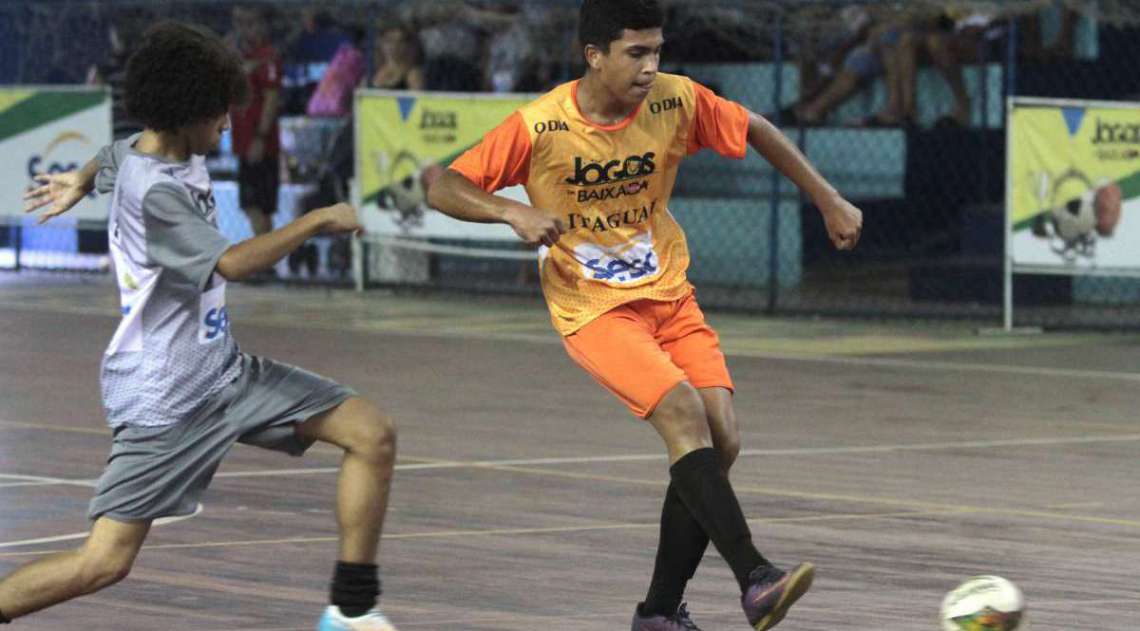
330;561;380;618
669;447;768;592
641;482;710;617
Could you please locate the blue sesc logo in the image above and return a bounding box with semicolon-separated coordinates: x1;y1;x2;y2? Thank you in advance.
586;251;658;282
203;306;230;340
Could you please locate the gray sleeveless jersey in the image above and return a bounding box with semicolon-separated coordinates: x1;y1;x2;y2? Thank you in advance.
95;138;241;427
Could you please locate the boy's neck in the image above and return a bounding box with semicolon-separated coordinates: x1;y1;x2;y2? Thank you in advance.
135;129;192;162
577;72;637;126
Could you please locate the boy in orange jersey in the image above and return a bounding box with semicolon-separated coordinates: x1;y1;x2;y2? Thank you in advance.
427;1;862;629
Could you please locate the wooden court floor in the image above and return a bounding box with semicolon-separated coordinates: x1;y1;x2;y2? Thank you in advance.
2;278;1138;630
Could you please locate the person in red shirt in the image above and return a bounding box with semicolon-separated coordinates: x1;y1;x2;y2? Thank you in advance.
231;5;282;237
427;1;863;629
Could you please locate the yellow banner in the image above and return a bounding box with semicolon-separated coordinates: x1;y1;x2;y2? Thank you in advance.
1008;101;1140;268
0;90;34;114
2;88;110;221
356;91;530;206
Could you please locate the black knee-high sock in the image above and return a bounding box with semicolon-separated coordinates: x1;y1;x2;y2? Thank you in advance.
642;482;710;617
669;447;769;592
331;561;380;617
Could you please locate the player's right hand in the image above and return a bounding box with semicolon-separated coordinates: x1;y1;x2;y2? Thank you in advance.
505;204;566;247
23;172;89;224
818;193;863;251
317;202;364;235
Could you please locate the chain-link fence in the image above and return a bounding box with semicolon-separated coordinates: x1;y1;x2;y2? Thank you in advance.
3;0;1140;328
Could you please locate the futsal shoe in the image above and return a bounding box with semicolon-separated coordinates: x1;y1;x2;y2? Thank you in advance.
741;562;814;630
630;602;702;630
316;606;398;631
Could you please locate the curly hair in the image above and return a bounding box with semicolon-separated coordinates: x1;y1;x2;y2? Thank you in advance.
125;21;249;132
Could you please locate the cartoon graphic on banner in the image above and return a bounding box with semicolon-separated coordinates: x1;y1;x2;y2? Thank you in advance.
355;90;530;239
1024;169;1122;261
1008;102;1140;271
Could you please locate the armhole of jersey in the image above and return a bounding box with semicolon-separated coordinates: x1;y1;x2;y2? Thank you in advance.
499;110;535;188
682;77;701;155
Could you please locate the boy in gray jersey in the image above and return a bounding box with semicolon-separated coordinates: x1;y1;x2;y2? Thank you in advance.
7;22;398;631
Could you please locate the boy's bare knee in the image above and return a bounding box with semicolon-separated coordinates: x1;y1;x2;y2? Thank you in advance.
75;547;134;593
718;436;741;470
345;405;397;465
652;383;714;455
654;384;706;430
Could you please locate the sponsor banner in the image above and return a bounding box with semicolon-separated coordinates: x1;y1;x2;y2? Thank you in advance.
355;90;531;239
1008;99;1140;271
1;88;111;222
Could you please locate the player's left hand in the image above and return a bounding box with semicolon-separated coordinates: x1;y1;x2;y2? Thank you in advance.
316;202;364;235
23;171;89;224
818;193;863;250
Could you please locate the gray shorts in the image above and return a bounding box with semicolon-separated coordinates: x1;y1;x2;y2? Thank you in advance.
88;353;355;522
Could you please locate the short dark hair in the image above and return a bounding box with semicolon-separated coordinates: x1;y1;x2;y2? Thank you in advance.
578;0;665;53
125;21;249;132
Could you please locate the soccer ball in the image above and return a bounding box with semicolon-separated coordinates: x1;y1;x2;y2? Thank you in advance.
381;163;444;217
940;575;1025;631
1050;176;1096;244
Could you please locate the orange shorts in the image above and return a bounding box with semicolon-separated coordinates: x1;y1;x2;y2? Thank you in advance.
562;292;734;419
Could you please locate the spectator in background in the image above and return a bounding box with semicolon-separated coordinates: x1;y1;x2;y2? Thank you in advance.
780;6;883;126
865;10;980;128
481;1;571;93
308;26;367;116
846;2;1075;130
794;7;874;110
292;8;349;69
1015;0;1080;62
284;8;351;114
864;3;1061;129
369;24;425;90
87;12;146;139
482;1;557;92
398;2;482;92
231;5;282;238
482;2;528;92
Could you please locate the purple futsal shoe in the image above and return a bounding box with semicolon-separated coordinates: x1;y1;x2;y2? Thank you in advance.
630;602;702;631
741;562;815;630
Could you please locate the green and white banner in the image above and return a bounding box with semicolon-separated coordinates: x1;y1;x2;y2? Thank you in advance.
1008;98;1140;272
355;89;530;239
1;87;111;223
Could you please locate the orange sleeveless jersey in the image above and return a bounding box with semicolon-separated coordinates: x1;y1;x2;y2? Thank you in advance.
450;73;750;335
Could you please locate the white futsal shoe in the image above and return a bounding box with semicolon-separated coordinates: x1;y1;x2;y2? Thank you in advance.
316;606;398;631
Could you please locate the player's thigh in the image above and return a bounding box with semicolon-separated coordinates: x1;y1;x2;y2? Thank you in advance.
80;517;151;570
296;396;395;459
562;304;687;419
229;355;357;456
658;293;734;394
658;295;739;465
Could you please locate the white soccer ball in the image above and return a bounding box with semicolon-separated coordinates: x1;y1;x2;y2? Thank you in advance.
386;171;426;214
1050;188;1097;243
940;575;1025;631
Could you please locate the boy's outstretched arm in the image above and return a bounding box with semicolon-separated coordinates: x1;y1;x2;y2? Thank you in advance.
23;158;100;224
215;203;362;281
427;169;565;247
23;138;129;223
745;111;863;250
